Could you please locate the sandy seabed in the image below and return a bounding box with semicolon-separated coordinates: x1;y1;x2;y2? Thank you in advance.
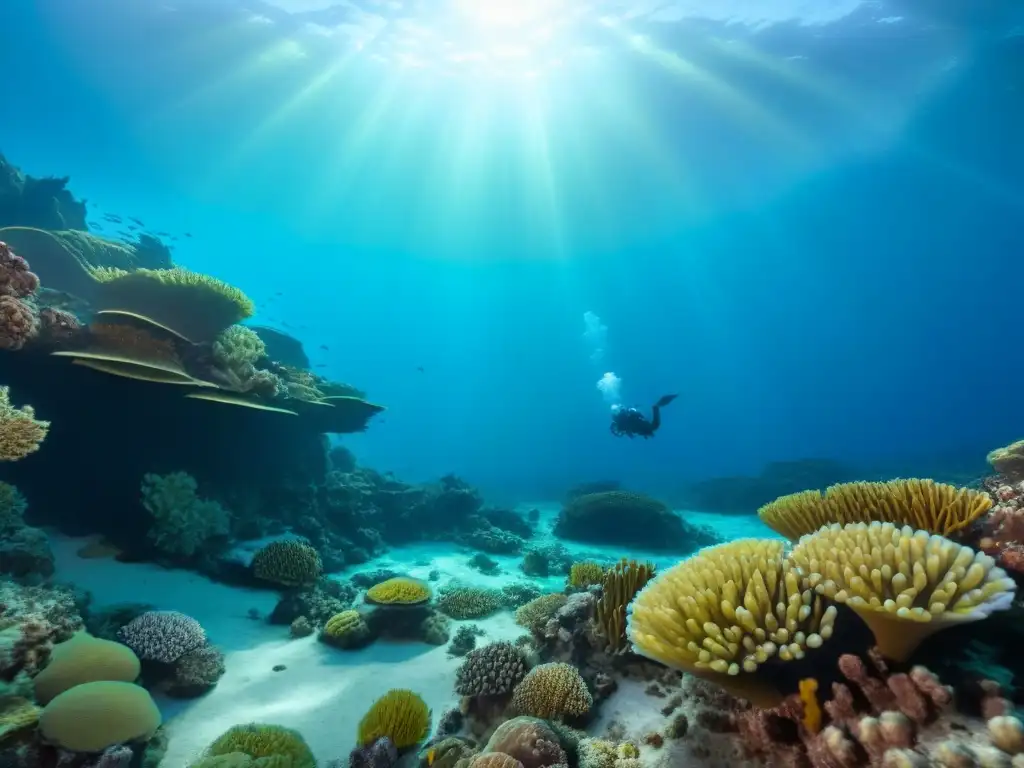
50;504;775;766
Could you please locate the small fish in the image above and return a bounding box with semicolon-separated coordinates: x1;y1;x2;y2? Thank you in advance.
416;366;424;373
319;344;329;350
87;221;100;228
274;291;283;296
127;224;138;230
184;232;193;237
129;217;145;226
103;213;123;222
156;231;170;236
315;363;327;368
426;748;436;767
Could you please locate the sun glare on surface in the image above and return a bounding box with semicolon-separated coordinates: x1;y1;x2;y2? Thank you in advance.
453;0;565;30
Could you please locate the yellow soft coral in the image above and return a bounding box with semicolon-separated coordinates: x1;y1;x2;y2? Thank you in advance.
568;561;605;588
358;689;430;748
0;386;48;461
365;577;432;606
799;678;821;734
510;662;592;720
790;522;1016;661
626;539;836;706
596;559;655;653
758;479;991;541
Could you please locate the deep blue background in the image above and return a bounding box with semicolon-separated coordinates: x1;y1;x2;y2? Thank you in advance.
1;0;1022;502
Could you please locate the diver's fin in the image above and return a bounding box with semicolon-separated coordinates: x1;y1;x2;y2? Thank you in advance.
654;394;678;408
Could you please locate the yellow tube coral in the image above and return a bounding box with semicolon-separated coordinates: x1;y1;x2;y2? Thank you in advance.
758;479;991;541
626;540;836;705
790;522;1016;661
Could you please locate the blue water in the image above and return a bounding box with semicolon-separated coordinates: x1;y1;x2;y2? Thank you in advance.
1;0;1022;502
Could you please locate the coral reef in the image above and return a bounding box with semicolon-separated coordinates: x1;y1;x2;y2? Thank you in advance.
455;642;529;697
199;723;316;768
510;662;592;720
118;610;207;663
251;541;323;588
0;387;48;461
0;155;88;231
141;471;230;558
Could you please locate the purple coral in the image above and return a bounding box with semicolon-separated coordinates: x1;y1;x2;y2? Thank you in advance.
0;296;38;350
118;610;206;663
0;242;39;299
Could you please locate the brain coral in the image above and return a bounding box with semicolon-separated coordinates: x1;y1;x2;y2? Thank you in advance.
365;577;432;606
510;662;592;720
39;681;161;752
205;723;316;768
482;716;568;768
118;610;207;663
758;479;992;541
251;540;323;587
790;521;1016;661
33;632;141;704
319;610;373;650
358;689;430;748
455;641;528;697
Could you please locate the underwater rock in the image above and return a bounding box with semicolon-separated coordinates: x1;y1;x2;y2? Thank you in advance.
0;524;55;581
0;580;83;683
349;736;397;768
554;491;718;552
0;154;88;232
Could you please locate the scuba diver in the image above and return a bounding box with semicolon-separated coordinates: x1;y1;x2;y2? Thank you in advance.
610;394;678;439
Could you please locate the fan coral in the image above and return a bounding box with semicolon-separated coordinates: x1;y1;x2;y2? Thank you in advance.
357;689;430;748
568;561;604;588
758;479;991;541
515;594;568;633
988;440;1024;481
0;296;38;351
790;521;1016;661
320;610;373;650
33;632;141;704
0;241;39;298
365;577;432;606
436;586;503;619
0;386;48;460
39;681;161;752
626;539;836;706
455;641;529;697
141;471;230;557
595;559;655;653
251;540;323;587
510;662;592;720
117;610;207;663
204;723;316;768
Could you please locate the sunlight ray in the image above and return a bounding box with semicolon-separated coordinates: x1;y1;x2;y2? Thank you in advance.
603;21;816;160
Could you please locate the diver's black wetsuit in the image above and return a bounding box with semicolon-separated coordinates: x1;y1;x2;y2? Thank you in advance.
610;394;678;438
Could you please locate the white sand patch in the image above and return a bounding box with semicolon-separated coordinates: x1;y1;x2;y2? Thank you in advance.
50;535;527;766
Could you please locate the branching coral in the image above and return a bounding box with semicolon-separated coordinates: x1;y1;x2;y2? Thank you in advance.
436;586;503;619
758;479;991;541
510;662;592;720
514;594;568;633
568;562;605;588
117;610;207;663
595;558;655;653
790;522;1016;661
0;386;48;460
141;471;230;557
